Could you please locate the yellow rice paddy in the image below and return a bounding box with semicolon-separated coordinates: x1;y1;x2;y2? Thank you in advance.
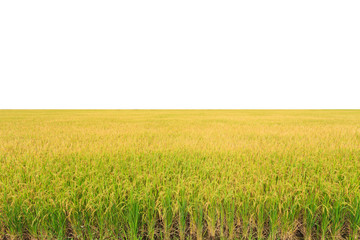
0;110;359;239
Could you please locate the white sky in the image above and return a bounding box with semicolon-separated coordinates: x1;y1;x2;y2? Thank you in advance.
0;0;359;109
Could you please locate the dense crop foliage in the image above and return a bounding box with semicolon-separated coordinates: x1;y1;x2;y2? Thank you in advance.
1;110;360;239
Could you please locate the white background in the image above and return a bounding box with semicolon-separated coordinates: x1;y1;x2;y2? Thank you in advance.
1;0;359;109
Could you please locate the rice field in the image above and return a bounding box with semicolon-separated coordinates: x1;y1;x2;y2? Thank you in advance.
1;110;360;240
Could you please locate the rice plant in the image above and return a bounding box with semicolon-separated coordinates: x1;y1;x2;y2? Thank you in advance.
0;110;360;239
